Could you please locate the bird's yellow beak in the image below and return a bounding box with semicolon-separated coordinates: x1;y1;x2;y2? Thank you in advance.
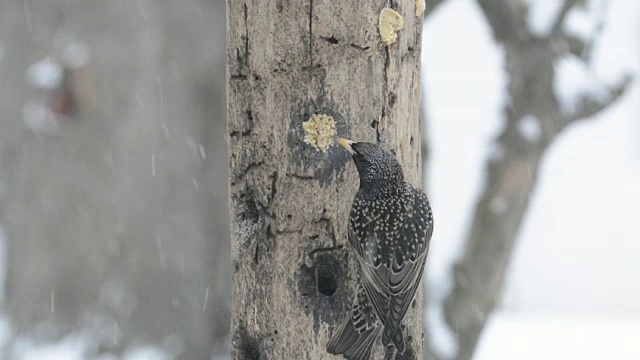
337;137;356;155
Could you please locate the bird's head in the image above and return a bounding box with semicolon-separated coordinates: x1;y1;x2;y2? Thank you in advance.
337;137;404;188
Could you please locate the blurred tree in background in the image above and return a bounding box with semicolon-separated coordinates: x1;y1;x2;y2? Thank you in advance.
0;1;229;358
423;1;630;360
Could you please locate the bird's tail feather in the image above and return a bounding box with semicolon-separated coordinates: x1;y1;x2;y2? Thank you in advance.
327;318;381;360
382;326;405;354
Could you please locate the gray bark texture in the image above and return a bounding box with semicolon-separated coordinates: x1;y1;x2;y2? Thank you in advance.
0;1;229;358
227;1;425;359
429;1;631;360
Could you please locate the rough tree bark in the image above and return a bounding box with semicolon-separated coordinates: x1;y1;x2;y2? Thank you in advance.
431;1;631;360
227;1;425;359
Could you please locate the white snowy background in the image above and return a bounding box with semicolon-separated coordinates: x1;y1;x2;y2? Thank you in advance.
423;0;640;359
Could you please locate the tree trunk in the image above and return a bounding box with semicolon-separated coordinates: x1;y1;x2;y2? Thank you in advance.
227;1;425;359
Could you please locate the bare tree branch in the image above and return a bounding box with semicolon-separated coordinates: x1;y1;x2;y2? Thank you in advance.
476;0;526;44
565;76;633;124
443;125;545;360
559;33;589;58
423;0;449;18
554;0;608;61
550;0;581;37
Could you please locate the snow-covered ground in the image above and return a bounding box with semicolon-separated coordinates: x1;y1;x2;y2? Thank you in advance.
476;313;640;360
423;0;640;359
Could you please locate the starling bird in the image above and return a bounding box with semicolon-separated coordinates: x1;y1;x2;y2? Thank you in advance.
327;138;433;360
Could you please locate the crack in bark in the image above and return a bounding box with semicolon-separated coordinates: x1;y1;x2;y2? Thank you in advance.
307;217;341;259
275;228;302;235
402;46;418;63
269;171;278;204
254;220;277;266
230;74;248;80
378;46;391;144
243;3;249;65
321;36;339;44
350;43;370;51
308;244;343;259
232;4;251;80
229;129;251;137
288;173;316;181
232;161;264;185
253;242;260;264
308;0;314;67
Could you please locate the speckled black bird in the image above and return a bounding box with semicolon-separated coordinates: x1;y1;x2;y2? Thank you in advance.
327;138;433;360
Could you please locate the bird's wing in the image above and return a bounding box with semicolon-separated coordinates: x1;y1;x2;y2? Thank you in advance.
327;279;382;359
351;187;433;333
385;188;433;332
354;241;389;325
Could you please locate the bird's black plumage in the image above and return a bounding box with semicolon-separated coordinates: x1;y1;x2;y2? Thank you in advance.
327;140;433;359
